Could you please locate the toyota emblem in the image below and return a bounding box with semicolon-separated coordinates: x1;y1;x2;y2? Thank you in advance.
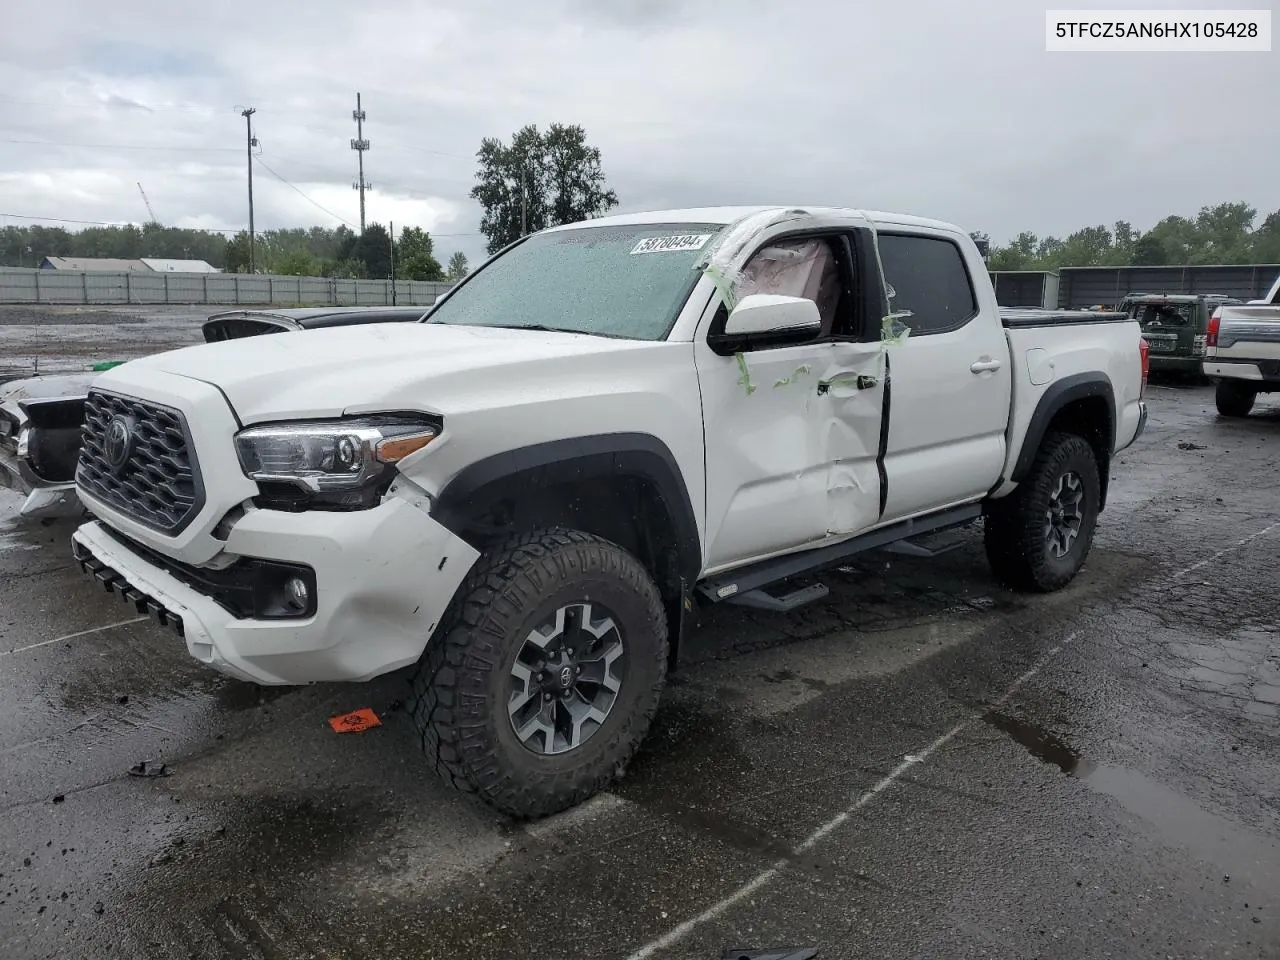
103;416;135;472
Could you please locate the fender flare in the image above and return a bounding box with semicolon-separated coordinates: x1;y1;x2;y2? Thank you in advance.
1010;373;1116;499
431;432;703;584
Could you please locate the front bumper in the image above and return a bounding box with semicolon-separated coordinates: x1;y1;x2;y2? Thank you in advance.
70;486;480;685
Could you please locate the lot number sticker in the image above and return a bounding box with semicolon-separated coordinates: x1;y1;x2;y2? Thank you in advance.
630;234;712;255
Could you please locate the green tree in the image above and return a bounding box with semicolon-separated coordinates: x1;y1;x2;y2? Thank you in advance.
446;251;470;280
274;249;322;276
1194;201;1256;263
350;223;393;279
471;122;618;254
1057;225;1113;267
1131;233;1167;265
1251;210;1280;263
544;123;619;228
224;232;252;272
396;226;445;281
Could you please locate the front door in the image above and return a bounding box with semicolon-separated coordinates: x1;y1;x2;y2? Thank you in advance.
694;232;885;573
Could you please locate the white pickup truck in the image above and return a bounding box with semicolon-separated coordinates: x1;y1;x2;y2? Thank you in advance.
68;206;1149;818
1203;272;1280;417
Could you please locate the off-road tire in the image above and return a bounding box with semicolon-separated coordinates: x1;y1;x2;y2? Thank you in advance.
1215;381;1256;418
409;527;668;819
984;431;1100;593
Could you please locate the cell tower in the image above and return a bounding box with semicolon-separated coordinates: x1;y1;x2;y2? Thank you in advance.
351;92;371;232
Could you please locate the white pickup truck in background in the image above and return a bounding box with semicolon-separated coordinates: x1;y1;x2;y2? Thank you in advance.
66;206;1149;818
1203;272;1280;417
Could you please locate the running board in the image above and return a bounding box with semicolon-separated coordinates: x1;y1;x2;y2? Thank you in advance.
880;529;974;559
724;582;830;612
699;504;983;604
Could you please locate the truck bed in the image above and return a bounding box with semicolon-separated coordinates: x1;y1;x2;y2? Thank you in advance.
999;307;1129;328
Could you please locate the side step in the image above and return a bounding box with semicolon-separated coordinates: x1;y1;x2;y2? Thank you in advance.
880;524;977;559
724;582;830;612
698;503;983;606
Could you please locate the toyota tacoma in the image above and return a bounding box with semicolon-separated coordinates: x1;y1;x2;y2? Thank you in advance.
67;206;1149;818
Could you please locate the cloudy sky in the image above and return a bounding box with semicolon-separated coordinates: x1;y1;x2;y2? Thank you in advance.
0;0;1275;265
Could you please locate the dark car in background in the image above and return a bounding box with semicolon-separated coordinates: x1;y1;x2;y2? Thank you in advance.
1118;293;1243;377
0;306;428;518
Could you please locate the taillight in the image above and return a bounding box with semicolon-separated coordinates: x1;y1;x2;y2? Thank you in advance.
1206;309;1221;348
1139;336;1150;397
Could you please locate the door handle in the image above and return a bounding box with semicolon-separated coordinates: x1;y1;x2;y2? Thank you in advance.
970;359;1002;373
817;374;877;395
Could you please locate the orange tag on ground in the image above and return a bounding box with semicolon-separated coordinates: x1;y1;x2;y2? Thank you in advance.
328;708;382;733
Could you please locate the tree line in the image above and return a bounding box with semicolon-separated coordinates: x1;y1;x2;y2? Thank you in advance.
0;222;470;282
975;201;1280;271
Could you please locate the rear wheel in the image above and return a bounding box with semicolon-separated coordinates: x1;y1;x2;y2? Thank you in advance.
985;432;1100;593
1215;381;1255;418
409;527;668;819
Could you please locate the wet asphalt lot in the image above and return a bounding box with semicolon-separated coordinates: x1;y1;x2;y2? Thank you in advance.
2;325;1279;958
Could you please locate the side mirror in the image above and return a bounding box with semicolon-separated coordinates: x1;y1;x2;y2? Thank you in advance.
710;294;822;354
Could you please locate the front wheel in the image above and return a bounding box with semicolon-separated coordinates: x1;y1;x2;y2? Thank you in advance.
984;432;1100;593
1215;380;1256;418
409;527;669;819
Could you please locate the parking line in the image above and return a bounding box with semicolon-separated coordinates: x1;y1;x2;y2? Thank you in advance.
623;640;1073;960
0;616;147;658
1167;519;1278;582
622;515;1280;959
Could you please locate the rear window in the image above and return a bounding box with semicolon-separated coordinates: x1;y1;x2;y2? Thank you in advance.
1136;303;1194;327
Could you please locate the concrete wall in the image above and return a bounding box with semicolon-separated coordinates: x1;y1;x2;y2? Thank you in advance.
0;268;455;307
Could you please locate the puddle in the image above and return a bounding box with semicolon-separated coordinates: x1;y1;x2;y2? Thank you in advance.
984;711;1280;891
982;710;1087;775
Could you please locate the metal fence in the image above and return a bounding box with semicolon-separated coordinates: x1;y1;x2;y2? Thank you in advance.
1056;264;1280;308
0;267;456;307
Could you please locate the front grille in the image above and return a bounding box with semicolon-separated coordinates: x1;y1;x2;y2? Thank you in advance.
77;390;204;534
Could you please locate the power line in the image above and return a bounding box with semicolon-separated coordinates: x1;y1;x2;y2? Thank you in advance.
0;212;240;232
0;137;239;153
0;209;481;239
253;156;358;229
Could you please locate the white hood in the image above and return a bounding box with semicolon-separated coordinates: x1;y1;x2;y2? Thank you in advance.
105;322;661;422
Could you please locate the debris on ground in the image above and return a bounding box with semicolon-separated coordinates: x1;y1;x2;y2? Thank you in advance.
52;795;65;804
128;760;171;778
1178;441;1207;451
328;708;382;733
723;949;819;959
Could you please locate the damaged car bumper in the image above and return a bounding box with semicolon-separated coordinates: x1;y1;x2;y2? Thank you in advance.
70;491;480;685
0;378;91;519
0;412;81;519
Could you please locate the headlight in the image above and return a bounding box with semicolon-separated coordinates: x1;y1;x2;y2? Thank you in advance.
234;415;439;497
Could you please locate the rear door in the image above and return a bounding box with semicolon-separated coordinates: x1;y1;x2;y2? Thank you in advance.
874;230;1012;523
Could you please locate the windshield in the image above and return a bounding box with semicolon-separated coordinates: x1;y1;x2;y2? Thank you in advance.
424;222;726;340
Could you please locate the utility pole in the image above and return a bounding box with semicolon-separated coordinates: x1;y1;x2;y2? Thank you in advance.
241;107;258;273
351;92;370;233
389;220;396;304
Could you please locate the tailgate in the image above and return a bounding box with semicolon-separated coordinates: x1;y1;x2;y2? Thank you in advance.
1213;305;1280;352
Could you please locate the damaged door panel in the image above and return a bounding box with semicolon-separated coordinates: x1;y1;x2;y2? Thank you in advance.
815;341;886;536
696;229;884;572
